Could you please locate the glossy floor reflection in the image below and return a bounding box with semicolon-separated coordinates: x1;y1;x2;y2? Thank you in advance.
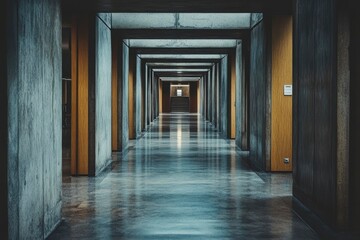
49;113;318;239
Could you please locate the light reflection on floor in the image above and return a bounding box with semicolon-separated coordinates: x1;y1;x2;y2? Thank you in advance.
49;113;318;240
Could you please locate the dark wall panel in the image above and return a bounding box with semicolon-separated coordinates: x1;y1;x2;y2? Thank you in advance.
350;5;360;229
162;82;171;113
249;20;268;170
1;0;8;238
293;0;337;227
190;82;198;113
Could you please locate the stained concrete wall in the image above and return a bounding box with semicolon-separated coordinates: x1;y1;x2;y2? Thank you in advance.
135;56;142;138
293;0;352;231
94;14;112;174
219;56;230;138
7;0;62;238
120;42;129;150
249;19;270;171
1;0;8;238
235;41;245;150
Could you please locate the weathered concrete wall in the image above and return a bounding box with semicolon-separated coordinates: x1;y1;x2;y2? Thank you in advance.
121;42;130;150
293;0;352;231
251;13;263;28
1;0;8;238
7;0;62;238
94;14;112;174
235;41;244;150
135;56;142;137
249;19;270;171
219;56;230;138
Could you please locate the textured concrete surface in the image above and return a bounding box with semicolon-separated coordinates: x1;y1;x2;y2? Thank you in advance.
235;41;244;150
7;0;62;238
136;56;142;138
95;14;112;174
121;43;130;150
220;56;229;138
293;0;338;227
249;19;268;171
1;0;8;237
251;13;263;28
49;114;319;239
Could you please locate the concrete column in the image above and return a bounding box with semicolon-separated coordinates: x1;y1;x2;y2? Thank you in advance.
219;56;230;138
135;56;142;138
235;40;244;149
6;0;62;238
72;14;112;175
216;63;220;129
120;42;130;149
293;0;353;233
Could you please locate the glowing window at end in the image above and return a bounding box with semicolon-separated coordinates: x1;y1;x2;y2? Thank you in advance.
177;89;182;96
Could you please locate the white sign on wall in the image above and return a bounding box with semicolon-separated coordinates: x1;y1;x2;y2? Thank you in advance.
284;85;293;96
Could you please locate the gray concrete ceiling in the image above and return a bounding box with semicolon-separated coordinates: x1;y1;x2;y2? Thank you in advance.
127;39;238;48
139;54;226;59
112;13;251;29
160;77;200;82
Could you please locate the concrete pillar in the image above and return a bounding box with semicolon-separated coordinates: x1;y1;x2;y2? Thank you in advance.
293;0;353;233
72;14;112;175
135;56;142;138
121;42;130;149
1;0;8;237
249;17;271;171
219;56;230;138
235;40;245;150
215;63;220;129
5;0;62;238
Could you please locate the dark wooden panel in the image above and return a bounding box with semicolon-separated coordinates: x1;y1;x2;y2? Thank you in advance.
1;0;8;237
62;0;291;13
114;29;249;40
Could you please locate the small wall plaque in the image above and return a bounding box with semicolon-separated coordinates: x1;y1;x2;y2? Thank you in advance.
284;85;292;96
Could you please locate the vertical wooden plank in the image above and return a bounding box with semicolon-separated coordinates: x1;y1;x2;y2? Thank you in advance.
111;34;118;151
231;53;236;139
270;16;293;172
70;17;78;175
77;16;89;175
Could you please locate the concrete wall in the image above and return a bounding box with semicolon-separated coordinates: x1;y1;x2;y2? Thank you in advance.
249;19;270;171
235;41;244;149
135;56;142;137
120;42;129;150
7;0;62;238
94;14;112;174
1;0;8;238
219;56;230;138
293;0;352;231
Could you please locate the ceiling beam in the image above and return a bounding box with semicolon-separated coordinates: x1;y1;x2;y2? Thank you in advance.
62;0;291;14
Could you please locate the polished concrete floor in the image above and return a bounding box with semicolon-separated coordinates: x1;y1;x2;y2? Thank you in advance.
49;114;319;239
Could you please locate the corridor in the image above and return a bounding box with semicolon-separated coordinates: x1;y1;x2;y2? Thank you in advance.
49;114;318;239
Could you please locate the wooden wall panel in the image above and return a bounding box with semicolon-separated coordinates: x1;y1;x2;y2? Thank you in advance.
230;53;236;139
111;34;118;151
76;16;89;175
270;16;293;172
